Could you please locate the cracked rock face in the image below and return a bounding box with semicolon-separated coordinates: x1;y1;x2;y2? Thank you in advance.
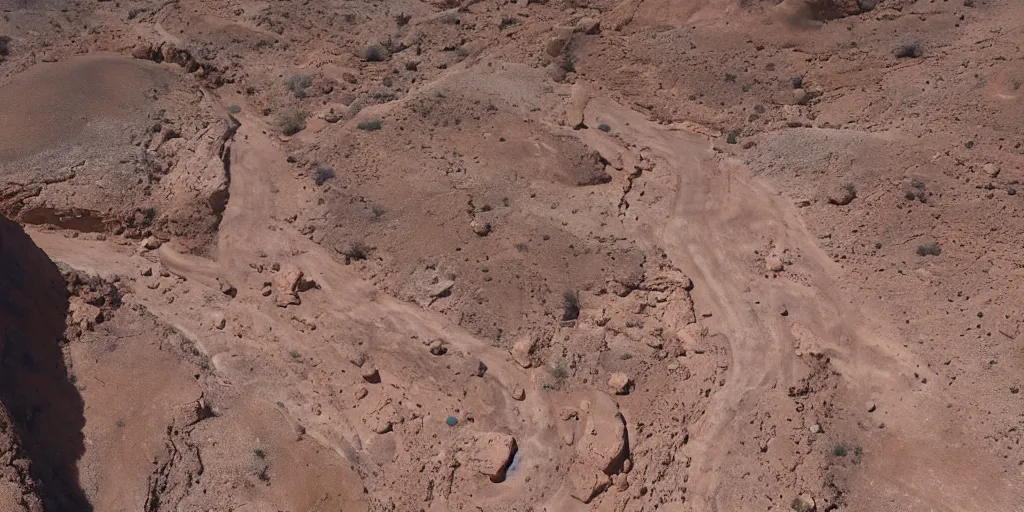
0;55;229;253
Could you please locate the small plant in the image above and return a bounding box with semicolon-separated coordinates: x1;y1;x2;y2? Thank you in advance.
258;465;271;482
916;243;942;257
395;13;411;26
405;61;418;71
514;242;529;252
357;119;383;131
832;443;848;457
0;35;10;57
562;290;580;321
314;166;335;186
499;16;518;30
363;45;387;62
724;73;737;83
371;204;387;220
339;240;372;263
894;42;921;59
276;108;308;136
289;350;301;359
285;74;313;98
254;448;267;459
726;131;739;145
551;364;568;381
905;180;927;203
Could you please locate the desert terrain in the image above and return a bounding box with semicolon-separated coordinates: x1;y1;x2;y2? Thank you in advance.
1;0;1023;510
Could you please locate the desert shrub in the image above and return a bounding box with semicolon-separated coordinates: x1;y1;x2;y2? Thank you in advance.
395;13;411;26
905;180;927;203
917;243;942;256
357;119;383;131
832;443;848;457
314;166;335;186
285;74;313;98
726;131;739;144
339;240;372;263
551;364;568;381
371;204;386;219
363;45;387;62
276;108;308;135
499;16;518;29
562;290;580;321
0;36;10;57
894;43;920;59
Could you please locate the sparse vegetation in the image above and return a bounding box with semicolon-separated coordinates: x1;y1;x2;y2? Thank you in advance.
0;35;10;57
561;290;580;321
832;443;848;457
514;242;529;252
726;131;739;145
357;119;383;131
289;349;301;359
276;108;308;135
285;74;313;98
551;364;568;381
894;42;921;59
339;240;373;263
917;243;942;257
499;16;518;30
395;13;411;26
371;204;387;220
314;166;335;186
905;180;927;203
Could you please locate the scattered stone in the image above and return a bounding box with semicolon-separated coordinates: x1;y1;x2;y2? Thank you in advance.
867;401;876;413
140;267;153;277
69;299;101;331
428;279;455;298
429;340;448;356
765;254;785;273
372;418;393;434
575;17;601;34
361;366;381;384
612;473;629;492
809;423;822;434
355;387;368;400
793;494;816;512
511;336;535;368
792;88;810;106
475;360;488;377
141;236;162;250
569;467;612;503
274;266;304;307
261;284;273;297
357;42;390;62
827;184;857;206
608;372;632;395
510;385;526;401
219;279;237;298
146;280;160;290
471;219;491;236
159;268;171;278
212;313;226;330
984;163;1000;178
465;432;518;483
779;305;789;317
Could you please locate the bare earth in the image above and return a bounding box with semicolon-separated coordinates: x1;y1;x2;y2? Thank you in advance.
1;0;1023;510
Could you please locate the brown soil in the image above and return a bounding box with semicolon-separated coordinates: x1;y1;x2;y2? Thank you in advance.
2;0;1023;510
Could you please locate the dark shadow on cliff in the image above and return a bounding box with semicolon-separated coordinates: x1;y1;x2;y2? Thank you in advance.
0;217;90;511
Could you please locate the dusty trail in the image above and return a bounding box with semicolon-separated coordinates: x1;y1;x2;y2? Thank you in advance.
585;97;1024;510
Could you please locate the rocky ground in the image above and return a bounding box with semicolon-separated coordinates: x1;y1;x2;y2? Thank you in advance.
1;0;1023;510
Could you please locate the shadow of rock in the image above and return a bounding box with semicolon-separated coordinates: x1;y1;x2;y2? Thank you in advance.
0;217;90;511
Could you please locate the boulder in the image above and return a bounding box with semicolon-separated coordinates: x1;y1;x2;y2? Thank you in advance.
465;432;518;482
511;336;535;368
577;393;630;474
608;372;631;395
